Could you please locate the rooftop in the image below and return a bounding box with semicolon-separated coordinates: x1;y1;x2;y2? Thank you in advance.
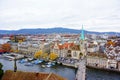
2;70;67;80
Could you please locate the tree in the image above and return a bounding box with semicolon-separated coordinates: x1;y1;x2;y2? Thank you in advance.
1;43;11;52
34;50;43;59
42;53;48;59
0;63;3;79
49;52;58;60
106;40;115;47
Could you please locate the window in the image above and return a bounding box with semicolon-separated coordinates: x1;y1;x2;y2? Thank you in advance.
73;51;77;57
68;50;71;53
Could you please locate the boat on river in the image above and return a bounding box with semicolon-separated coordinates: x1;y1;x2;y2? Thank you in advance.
41;65;46;68
24;62;33;66
41;61;56;68
46;64;52;67
32;59;43;64
46;61;56;65
18;59;28;63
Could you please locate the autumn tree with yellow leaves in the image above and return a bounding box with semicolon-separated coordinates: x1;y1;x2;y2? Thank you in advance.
49;52;58;60
34;50;43;59
1;43;11;52
106;40;115;47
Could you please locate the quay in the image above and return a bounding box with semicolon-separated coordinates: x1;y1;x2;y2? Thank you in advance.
57;57;79;68
62;63;78;68
86;65;120;73
2;53;24;60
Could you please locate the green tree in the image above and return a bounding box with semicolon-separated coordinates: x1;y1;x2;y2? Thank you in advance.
0;63;3;79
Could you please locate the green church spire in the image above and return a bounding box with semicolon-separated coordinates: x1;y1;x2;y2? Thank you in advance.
80;25;85;40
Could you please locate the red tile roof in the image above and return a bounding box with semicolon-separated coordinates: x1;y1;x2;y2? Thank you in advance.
53;42;74;50
62;42;74;49
2;70;67;80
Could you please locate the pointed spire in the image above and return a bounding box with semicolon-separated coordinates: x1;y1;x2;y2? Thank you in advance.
80;25;85;40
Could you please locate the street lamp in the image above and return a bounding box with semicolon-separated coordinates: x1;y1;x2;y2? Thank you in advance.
14;57;17;72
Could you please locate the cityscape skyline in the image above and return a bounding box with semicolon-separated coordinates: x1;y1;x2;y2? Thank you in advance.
0;0;120;32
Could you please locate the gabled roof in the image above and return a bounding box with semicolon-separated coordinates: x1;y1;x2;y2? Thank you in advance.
53;42;74;50
2;70;67;80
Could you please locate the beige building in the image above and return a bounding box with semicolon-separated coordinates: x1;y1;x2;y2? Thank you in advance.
18;41;50;57
18;42;29;54
87;56;108;68
51;42;83;60
87;41;99;53
51;42;71;58
11;43;18;52
87;53;117;69
71;45;81;59
107;59;117;69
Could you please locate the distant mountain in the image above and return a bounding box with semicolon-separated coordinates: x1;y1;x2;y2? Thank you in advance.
0;27;120;35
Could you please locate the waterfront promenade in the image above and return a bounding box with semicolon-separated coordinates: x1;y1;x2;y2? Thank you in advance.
76;59;86;80
57;57;79;68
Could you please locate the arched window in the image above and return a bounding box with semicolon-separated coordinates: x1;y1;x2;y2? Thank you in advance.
68;50;71;53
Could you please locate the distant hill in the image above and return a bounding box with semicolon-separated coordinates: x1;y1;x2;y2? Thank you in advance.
0;27;120;35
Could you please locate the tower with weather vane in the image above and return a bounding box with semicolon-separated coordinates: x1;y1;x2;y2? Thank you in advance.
80;25;86;59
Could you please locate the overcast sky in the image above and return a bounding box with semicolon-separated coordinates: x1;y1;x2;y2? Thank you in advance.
0;0;120;32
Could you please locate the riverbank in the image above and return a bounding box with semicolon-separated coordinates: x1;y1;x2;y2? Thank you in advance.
0;58;76;80
1;58;120;80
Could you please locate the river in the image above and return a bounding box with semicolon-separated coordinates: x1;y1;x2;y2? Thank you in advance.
0;58;120;80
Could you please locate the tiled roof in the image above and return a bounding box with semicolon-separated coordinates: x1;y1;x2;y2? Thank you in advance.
58;44;63;49
53;42;74;50
2;70;67;80
62;42;74;49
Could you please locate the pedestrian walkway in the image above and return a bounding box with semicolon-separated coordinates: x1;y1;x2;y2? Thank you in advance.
76;58;86;80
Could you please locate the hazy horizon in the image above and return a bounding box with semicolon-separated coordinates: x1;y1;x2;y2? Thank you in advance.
0;27;120;33
0;0;120;32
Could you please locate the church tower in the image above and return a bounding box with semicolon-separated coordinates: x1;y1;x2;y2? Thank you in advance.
80;25;86;58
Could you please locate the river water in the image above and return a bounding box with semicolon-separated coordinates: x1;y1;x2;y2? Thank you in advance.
0;58;120;80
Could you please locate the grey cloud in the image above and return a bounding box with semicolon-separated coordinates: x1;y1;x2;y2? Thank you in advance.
0;0;120;32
